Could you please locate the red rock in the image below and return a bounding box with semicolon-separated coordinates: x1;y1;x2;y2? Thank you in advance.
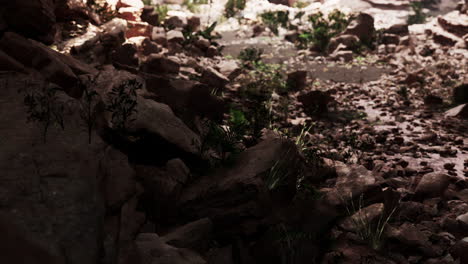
118;7;142;21
126;21;153;39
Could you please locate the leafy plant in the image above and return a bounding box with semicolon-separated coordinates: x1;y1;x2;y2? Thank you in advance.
260;11;289;35
302;10;351;51
22;82;65;143
408;2;426;25
238;47;263;64
182;21;219;46
183;0;208;13
142;0;152;5
106;79;142;132
79;75;100;144
224;0;246;18
155;4;169;24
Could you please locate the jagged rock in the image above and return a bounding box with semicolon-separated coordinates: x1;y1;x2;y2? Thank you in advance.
2;0;56;44
386;223;437;257
0;32;83;98
415;172;450;198
217;60;241;81
0;74;108;264
165;16;186;29
141;6;159;26
437;11;468;37
162;218;213;251
339;203;384;232
167;30;185;44
179;138;302;238
135;233;206;264
151;27;167;46
141;54;180;74
445;104;468;119
112;43;139;68
328;34;360;53
118;7;142;21
453;82;468;104
343;13;375;45
384;23;409;36
145;77;226;121
126;21;153;39
427;24;464;46
287;70;307;91
200;67;229;91
298;90;335;114
382;33;400;45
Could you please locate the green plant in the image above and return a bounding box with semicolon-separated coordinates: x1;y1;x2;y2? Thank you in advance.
343;193;399;250
304;10;351;51
106;79;142;132
142;0;152;5
260;11;289;35
155;4;169;24
293;1;308;9
238;47;264;64
183;0;208;12
22;82;65;143
79;76;100;144
408;2;426;25
224;0;246;18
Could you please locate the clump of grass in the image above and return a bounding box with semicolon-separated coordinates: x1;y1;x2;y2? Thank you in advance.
238;47;263;65
106;79;142;132
21;82;65;143
155;4;169;24
79;75;100;144
183;0;208;13
225;0;246;18
407;2;426;25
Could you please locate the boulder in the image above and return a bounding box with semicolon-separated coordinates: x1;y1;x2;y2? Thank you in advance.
141;54;180;74
384;23;409;36
298;90;335;115
187;16;201;31
339;203;384;232
445;104;468;119
126;21;153;39
179;138;303;238
0;73;109;264
0;32;83;98
342;13;375;45
328;34;360;53
165;16;186;29
55;0;90;22
200;67;229;91
2;0;56;44
415;172;450;198
141;6;159;26
381;33;400;45
217;60;242;80
287;71;307;91
167;30;185;44
162;218;213;251
453;82;468;104
151;27;167;46
112;43;139;68
135;233;206;264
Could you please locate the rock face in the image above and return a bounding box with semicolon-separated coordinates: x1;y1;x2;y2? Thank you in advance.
0;73;107;264
179;137;303;238
2;0;56;44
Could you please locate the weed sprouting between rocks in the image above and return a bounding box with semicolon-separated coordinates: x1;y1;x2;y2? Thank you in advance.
106;79;142;132
79;75;100;144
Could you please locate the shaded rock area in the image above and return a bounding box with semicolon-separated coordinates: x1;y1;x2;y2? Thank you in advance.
0;0;467;264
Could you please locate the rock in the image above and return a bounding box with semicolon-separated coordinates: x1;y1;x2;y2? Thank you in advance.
186;16;201;31
382;33;400;45
200;67;229;91
118;195;146;264
162;218;213;251
343;13;375;45
268;0;295;6
0;32;82;98
167;30;185;44
194;37;210;51
428;25;464;46
384;23;409;36
445;104;468;119
141;6;159;26
298;90;335;115
330;50;353;62
141;54;180;74
450;238;468;263
179;138;303;238
453;83;468;104
99;147;136;210
386;223;436;257
55;0;90;22
135;159;190;219
0;73;107;264
112;43;139;68
145;77;226;121
424;94;444;105
118;0;144;9
331;164;376;203
126;21;153;39
135;233;206;264
2;0;56;44
287;71;307;91
415;172;450;198
339;203;384;232
165;16;186;29
118;7;142;21
206;46;218;57
437;11;468;37
328;34;360;53
217;60;241;81
151;27;167;46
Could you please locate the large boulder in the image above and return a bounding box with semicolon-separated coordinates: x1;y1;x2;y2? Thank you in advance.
2;0;56;44
0;73;114;264
415;172;450;198
0;32;86;98
453;82;468;104
179;137;303;238
342;13;375;45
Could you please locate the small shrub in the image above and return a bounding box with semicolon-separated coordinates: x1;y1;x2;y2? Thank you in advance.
408;2;426;25
260;11;289;35
142;0;152;5
79;76;100;144
21;82;65;143
303;10;351;52
106;79;142;132
238;47;263;64
183;0;208;12
155;4;169;24
225;0;246;18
